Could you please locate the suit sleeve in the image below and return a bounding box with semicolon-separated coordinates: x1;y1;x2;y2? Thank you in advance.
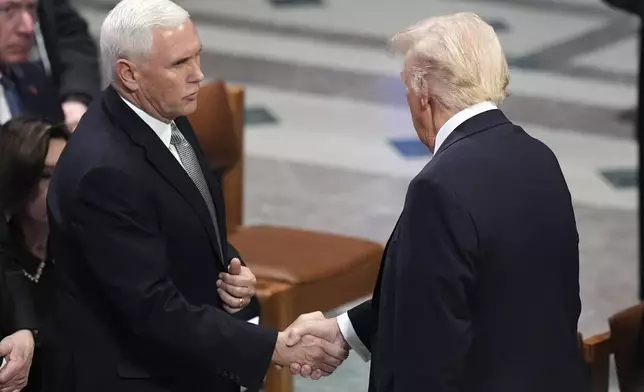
393;178;478;392
49;0;100;103
70;167;276;390
346;300;375;352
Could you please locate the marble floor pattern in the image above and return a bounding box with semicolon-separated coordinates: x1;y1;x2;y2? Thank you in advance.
72;0;640;390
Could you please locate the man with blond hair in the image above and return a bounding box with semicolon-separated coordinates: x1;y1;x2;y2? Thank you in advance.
287;12;588;391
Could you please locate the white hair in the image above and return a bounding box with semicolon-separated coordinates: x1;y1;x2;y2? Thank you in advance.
100;0;190;85
391;12;510;112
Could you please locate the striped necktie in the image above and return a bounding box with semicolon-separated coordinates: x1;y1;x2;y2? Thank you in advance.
0;75;24;117
170;122;224;262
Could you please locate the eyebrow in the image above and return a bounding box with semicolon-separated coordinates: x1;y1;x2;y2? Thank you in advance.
172;46;203;65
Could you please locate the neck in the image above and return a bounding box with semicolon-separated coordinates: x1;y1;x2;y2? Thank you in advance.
427;106;455;152
115;84;172;124
18;217;48;261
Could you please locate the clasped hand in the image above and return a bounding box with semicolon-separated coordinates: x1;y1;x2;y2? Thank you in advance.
272;312;349;380
217;258;256;313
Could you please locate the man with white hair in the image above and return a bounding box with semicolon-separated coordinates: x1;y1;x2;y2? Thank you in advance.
44;0;348;391
287;12;588;391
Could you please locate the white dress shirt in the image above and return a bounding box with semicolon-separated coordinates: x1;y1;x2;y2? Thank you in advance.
120;96;260;326
0;71;12;125
337;101;498;362
120;97;184;168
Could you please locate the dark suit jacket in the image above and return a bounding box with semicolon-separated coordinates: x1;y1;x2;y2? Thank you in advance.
602;0;641;16
38;0;101;105
348;109;588;392
3;63;64;125
0;218;38;339
45;86;276;392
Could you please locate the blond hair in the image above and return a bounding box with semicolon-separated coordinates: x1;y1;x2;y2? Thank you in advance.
391;12;510;112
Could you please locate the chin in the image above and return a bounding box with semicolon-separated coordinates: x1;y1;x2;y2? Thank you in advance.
186;99;199;110
5;53;30;64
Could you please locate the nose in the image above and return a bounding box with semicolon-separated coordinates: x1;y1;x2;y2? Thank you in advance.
16;10;36;35
192;64;204;84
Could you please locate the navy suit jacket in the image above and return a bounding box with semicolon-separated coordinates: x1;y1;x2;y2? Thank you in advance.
4;62;64;124
349;109;588;392
45;86;276;392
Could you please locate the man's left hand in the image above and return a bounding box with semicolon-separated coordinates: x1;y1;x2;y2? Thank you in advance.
217;258;257;314
62;100;88;132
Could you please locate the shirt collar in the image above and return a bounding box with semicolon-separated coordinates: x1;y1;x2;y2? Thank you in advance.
434;101;497;153
120;96;173;148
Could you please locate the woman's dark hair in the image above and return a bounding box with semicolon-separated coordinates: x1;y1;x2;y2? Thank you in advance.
0;117;71;215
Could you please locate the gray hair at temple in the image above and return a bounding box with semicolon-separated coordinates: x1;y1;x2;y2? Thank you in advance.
391;12;510;112
99;0;190;84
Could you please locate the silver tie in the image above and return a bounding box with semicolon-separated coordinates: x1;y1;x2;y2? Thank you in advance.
170;122;224;261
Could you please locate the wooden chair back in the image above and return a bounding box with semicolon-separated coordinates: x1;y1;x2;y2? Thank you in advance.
609;303;644;391
187;80;245;232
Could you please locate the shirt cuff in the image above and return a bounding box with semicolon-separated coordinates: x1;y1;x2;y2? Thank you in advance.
337;312;371;362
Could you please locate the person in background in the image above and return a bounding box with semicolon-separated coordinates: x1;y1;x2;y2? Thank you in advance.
0;216;37;392
1;0;101;130
0;0;64;126
0;117;71;392
36;0;101;130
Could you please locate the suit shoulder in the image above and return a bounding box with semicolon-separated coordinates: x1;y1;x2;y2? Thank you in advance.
59;105;140;175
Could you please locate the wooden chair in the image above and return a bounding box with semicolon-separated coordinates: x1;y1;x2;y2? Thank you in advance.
609;303;644;391
189;80;383;392
580;332;612;392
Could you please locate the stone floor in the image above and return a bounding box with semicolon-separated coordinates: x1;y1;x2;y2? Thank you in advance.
72;0;641;390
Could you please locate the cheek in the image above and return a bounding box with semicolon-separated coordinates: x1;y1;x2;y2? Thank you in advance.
25;181;49;221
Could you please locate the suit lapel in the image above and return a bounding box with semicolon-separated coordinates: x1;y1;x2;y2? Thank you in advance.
9;63;64;124
10;65;44;116
102;87;225;267
434;109;511;156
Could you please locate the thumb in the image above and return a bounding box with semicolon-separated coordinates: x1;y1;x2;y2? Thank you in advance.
0;337;13;357
286;320;329;346
286;326;303;347
228;258;242;275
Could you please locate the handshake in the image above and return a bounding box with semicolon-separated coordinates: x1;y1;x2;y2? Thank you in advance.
271;312;349;380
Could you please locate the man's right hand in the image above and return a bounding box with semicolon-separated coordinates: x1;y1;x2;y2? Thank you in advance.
272;312;349;380
0;329;35;392
284;312;349;379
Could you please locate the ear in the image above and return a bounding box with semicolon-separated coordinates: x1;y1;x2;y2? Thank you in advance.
420;95;430;110
116;59;139;92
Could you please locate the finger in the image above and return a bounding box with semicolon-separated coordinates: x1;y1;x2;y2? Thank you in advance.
289;363;301;376
0;361;19;385
314;362;336;375
217;281;252;298
319;353;343;369
287;320;330;345
311;369;324;380
0;338;12;358
285;327;304;347
320;339;349;360
299;311;325;322
218;273;254;288
228;258;242;275
300;364;312;378
217;288;243;309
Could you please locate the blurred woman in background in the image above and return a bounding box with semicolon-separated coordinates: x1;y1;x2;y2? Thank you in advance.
0;117;70;392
